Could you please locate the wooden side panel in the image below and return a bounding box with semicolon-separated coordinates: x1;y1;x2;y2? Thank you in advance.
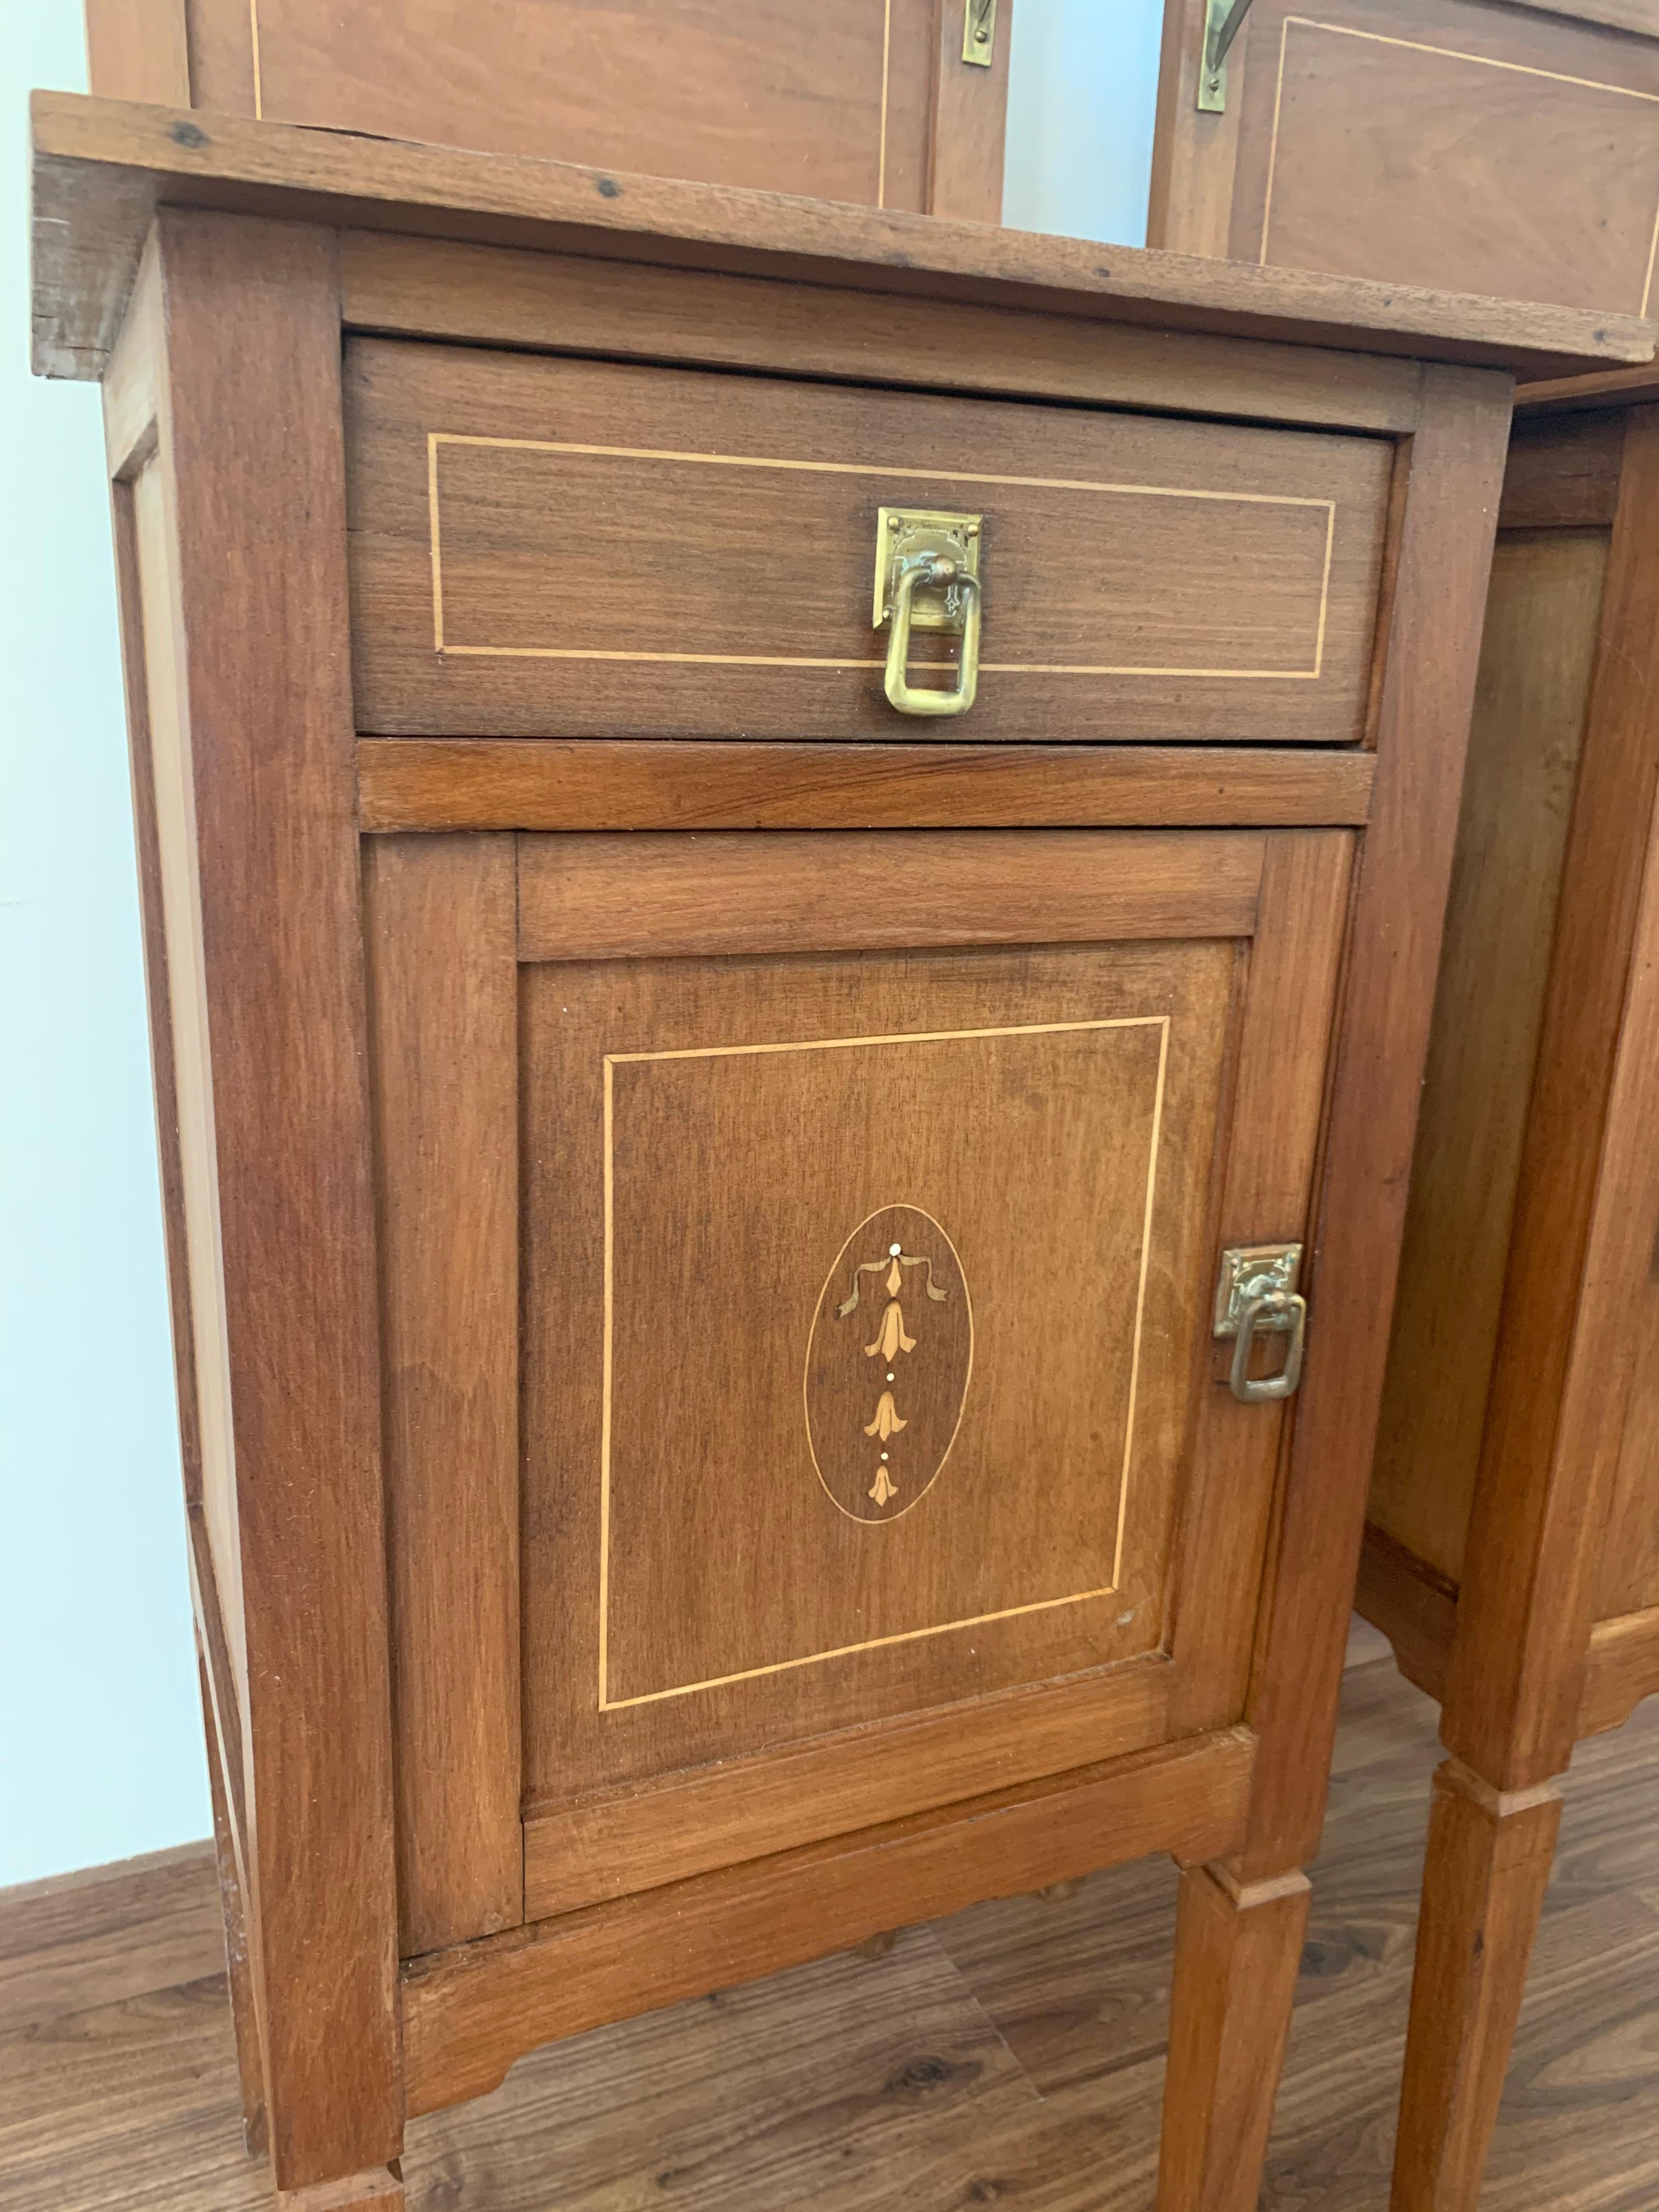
345;338;1394;745
1369;524;1609;1584
146;208;401;2190
1226;0;1659;315
1446;408;1659;1790
1237;365;1511;1881
363;836;523;1956
128;383;246;1709
187;0;946;212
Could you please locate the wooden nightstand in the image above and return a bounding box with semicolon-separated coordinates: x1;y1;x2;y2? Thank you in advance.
29;91;1637;2212
1149;6;1659;2203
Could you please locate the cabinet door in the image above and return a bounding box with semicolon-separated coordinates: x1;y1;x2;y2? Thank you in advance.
365;826;1352;1952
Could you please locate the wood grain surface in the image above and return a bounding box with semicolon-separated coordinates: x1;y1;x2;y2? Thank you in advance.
30;92;1649;387
363;837;523;1957
337;233;1426;438
186;0;944;211
13;1652;1659;2211
345;338;1392;744
356;740;1378;834
1367;523;1609;1585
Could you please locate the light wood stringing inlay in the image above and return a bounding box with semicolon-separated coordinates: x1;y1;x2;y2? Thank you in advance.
425;433;1339;680
599;1015;1170;1711
1260;16;1659;316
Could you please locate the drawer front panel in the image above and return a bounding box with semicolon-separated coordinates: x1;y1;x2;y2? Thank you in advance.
347;341;1394;743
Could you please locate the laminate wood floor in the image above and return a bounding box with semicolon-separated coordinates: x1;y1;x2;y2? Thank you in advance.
7;1649;1659;2211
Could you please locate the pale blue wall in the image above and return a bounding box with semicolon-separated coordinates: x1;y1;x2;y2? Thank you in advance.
0;0;1164;1887
1003;0;1164;245
2;3;210;1884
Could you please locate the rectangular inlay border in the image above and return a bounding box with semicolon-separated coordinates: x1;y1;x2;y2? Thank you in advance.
427;433;1339;681
1260;16;1659;318
597;1013;1170;1712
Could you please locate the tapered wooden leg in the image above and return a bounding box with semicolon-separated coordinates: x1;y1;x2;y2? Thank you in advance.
1391;1759;1563;2211
198;1647;269;2158
273;2167;404;2212
1158;1862;1311;2211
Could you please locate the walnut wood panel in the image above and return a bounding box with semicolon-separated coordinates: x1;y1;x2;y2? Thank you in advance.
1234;365;1511;1883
404;1727;1255;2120
346;340;1393;744
520;929;1229;1796
337;232;1426;438
357;740;1379;834
515;829;1262;959
524;1656;1173;1918
362;837;523;1956
119;208;403;2193
507;827;1348;1915
171;0;1006;219
1445;408;1659;1791
1500;414;1628;529
1368;524;1609;1586
1155;0;1659;321
33;93;1645;388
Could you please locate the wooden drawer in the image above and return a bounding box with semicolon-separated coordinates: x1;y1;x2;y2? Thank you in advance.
346;340;1395;744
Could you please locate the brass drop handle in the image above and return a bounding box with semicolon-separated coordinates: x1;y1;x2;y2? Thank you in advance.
1228;1290;1308;1404
884;555;983;719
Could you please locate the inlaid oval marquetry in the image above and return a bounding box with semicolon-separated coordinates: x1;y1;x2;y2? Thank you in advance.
804;1204;974;1525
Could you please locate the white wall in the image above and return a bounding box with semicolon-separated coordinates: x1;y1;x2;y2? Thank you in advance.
0;0;1164;1887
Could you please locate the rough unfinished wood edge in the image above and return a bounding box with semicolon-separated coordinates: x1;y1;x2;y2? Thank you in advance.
403;1726;1254;2119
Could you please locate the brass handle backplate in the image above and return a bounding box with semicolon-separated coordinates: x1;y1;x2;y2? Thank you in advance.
873;506;984;720
1214;1241;1307;1404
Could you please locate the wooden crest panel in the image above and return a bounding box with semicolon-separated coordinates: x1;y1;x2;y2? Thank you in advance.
1153;0;1659;320
345;339;1393;744
100;0;1015;221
